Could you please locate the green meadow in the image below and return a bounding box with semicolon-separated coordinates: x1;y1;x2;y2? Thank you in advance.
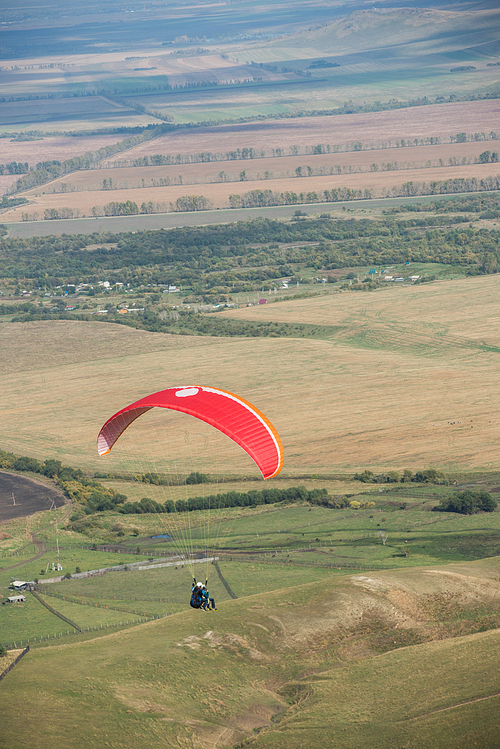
2;489;500;648
1;561;500;749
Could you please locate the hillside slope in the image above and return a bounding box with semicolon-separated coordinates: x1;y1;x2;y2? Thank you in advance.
234;7;500;61
1;557;499;749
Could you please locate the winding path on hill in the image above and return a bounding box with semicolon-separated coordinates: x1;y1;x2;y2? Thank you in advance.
401;691;500;722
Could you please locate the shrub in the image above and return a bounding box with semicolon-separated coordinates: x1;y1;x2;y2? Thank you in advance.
413;469;445;484
435;490;497;514
185;471;209;485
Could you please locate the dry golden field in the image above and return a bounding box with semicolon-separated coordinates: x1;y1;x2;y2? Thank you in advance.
2;275;500;477
103;101;500;162
4;160;499;221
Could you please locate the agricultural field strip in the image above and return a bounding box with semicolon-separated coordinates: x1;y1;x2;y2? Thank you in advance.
3;100;498;201
35;142;495;193
105;102;500;161
0;96;159;133
0;133;126;169
5;162;500;221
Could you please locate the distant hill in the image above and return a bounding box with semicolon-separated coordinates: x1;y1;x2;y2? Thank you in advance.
234;7;500;62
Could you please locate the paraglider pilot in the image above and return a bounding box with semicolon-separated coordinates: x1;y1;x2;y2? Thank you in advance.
191;578;216;611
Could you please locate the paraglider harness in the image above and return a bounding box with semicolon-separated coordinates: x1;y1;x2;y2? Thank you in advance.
190;578;216;610
190;579;205;609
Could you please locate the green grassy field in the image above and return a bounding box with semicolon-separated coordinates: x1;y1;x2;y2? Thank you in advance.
1;560;500;749
2;485;499;647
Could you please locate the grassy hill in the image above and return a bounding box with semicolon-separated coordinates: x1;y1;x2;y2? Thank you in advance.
1;558;499;749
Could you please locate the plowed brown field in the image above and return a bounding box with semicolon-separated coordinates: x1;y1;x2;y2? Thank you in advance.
102;100;500;162
28;142;494;192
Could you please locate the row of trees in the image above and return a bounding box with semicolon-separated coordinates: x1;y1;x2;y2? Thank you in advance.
228;187;370;208
353;468;446;484
113;133;499;169
20;174;500;224
2;449;498;523
0;162;29;175
6;123;174;194
118;485;329;515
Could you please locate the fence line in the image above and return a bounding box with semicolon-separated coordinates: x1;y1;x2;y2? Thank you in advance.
0;646;30;682
30;590;82;632
3;613;175;649
39;554;215;584
216;551;395;571
36;587;153;617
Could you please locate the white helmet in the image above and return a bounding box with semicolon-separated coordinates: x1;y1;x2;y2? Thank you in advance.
197;582;203;587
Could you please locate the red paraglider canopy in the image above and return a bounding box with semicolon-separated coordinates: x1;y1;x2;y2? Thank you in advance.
97;386;284;479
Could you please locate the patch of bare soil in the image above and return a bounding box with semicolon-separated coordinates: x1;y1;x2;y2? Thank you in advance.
0;471;65;524
177;630;270;661
249;568;500;662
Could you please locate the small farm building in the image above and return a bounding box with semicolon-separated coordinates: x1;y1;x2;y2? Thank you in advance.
10;581;29;591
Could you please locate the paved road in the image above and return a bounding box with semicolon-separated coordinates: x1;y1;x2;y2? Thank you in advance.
4;194;455;239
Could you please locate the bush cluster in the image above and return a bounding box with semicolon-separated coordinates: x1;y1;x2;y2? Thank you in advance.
434;490;497;514
0;450;125;511
353;468;446;484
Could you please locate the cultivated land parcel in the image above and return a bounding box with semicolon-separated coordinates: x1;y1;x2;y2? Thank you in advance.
1;1;500;746
1;0;500;223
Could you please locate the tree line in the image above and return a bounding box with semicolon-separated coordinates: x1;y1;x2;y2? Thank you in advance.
32;174;500;223
117;485;329;515
3;195;500;297
0;450;123;508
6;123;174;195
